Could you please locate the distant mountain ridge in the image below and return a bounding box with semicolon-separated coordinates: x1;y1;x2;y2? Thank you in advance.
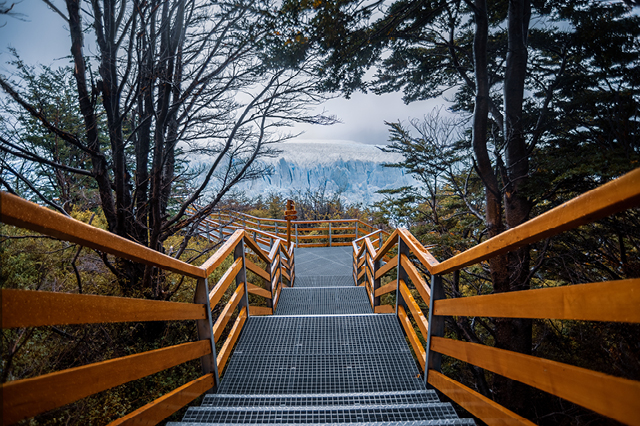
236;139;417;204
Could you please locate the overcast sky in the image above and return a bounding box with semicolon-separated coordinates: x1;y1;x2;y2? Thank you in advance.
0;1;447;146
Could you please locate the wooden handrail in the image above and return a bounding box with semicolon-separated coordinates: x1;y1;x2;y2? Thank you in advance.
2;341;211;425
433;278;640;322
431;168;640;276
0;192;205;279
359;169;640;426
432;337;640;425
1;289;207;328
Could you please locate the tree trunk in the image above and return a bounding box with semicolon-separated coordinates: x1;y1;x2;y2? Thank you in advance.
493;0;533;415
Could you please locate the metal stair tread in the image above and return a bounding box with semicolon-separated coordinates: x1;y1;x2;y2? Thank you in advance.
201;391;440;407
275;287;372;315
168;421;476;426
176;403;462;423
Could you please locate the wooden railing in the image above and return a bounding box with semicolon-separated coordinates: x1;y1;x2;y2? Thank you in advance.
201;210;388;248
0;192;287;425
353;168;640;425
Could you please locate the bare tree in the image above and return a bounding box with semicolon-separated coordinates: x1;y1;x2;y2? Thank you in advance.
0;0;334;297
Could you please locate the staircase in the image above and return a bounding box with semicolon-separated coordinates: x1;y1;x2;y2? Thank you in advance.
168;246;475;426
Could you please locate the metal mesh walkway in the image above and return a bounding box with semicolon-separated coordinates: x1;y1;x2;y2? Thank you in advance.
169;247;474;426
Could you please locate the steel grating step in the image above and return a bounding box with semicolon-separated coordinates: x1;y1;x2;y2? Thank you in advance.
294;247;353;277
218;353;424;394
275;287;372;315
169;421;476;426
233;315;410;355
294;275;355;287
201;391;440;408
176;403;469;424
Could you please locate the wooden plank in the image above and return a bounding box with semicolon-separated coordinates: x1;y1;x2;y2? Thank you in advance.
433;279;640;323
209;258;243;307
268;240;281;262
374;305;395;314
249;305;272;316
270;254;281;274
373;229;399;262
398;305;425;370
398;229;440;273
365;238;377;261
357;256;366;268
201;230;243;276
271;268;281;289
109;374;214;426
281;268;291;282
242;233;270;263
297;243;328;248
0;192;206;279
331;242;355;247
433;169;640;275
245;259;270;282
400;254;430;304
375;255;398;279
216;307;247;373
212;285;244;342
399;280;429;338
1;341;210;425
0;290;205;328
246;282;271;299
296;234;332;240
357;269;365;280
375;281;397;297
427;370;535;426
431;337;640;425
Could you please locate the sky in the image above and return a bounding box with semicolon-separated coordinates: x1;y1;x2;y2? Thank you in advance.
0;0;446;146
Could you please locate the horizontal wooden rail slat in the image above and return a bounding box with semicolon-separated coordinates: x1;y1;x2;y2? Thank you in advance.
249;306;272;316
282;268;291;282
108;373;215;426
1;290;206;328
400;254;430;304
246;282;271;299
0;192;206;279
398;306;425;370
209;258;243;307
298;242;328;248
433;278;640;322
217;308;247;373
374;305;395;314
242;233;271;263
432;168;640;275
245;259;270;282
398;229;440;273
399;280;429;339
201;230;244;276
375;255;398;279
373;230;399;262
427;370;535;426
213;285;245;342
1;340;210;425
375;280;397;297
431;337;640;425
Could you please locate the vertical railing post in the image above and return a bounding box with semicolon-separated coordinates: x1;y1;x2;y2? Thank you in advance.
206;221;210;243
194;277;219;391
395;236;409;315
295;223;298;246
378;230;382;249
425;274;445;386
373;256;381;308
355;221;358;239
329;223;332;247
235;238;250;318
218;213;223;241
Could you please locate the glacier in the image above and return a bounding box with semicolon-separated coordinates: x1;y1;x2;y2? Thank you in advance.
234;139;418;205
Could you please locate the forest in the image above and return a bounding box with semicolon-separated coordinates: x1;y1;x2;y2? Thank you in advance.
1;0;639;425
